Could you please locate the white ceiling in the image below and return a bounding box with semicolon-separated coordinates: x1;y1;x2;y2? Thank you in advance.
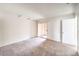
0;3;75;20
24;3;75;18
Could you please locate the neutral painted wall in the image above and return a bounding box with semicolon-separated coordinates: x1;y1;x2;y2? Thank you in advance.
48;14;75;42
0;14;37;47
48;19;61;41
0;4;38;47
77;15;79;54
75;4;79;53
0;20;1;45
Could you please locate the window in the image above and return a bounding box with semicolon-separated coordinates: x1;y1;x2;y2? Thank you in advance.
38;23;48;38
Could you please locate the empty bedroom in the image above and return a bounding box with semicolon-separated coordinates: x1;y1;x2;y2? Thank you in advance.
0;3;78;56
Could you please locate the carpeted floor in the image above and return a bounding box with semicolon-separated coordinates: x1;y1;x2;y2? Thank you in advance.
0;37;77;56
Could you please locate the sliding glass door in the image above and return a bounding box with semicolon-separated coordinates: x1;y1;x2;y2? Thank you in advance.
38;23;48;38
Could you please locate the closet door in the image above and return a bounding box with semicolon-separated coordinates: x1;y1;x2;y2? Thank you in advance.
62;18;77;46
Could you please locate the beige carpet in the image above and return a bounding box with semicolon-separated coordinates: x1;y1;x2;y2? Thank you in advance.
0;37;77;56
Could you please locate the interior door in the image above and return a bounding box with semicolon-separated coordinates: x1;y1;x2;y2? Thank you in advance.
62;18;77;46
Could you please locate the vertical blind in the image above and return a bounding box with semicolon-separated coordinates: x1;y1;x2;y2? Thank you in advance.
38;23;48;36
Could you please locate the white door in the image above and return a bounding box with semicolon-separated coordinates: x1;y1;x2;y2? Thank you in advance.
62;18;77;46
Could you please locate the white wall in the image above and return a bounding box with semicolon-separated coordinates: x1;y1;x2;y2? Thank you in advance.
0;4;37;47
48;14;75;42
0;20;1;41
0;13;37;47
78;14;79;53
75;4;79;53
48;19;61;41
0;18;5;46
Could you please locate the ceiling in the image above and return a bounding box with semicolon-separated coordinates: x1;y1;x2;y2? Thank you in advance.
0;3;76;20
24;3;75;17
